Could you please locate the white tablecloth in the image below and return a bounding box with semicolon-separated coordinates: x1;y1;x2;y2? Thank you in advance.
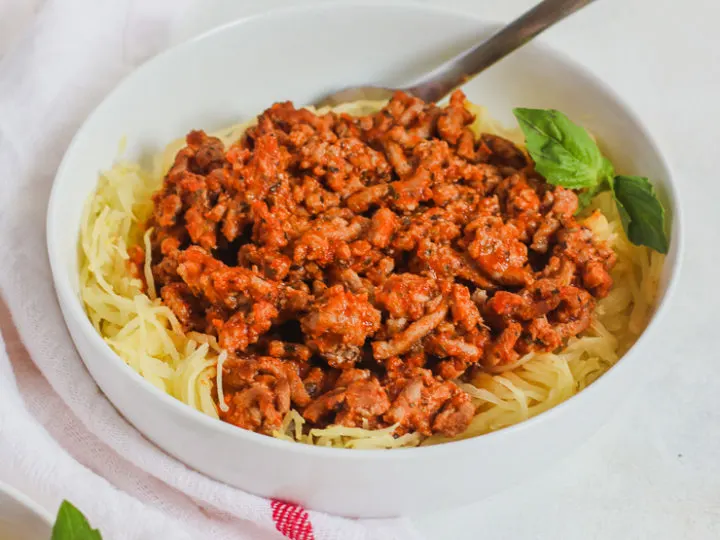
2;0;717;538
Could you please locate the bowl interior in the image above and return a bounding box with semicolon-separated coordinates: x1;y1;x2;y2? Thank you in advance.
48;3;680;451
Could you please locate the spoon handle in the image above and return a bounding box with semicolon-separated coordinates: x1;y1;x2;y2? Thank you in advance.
406;0;597;102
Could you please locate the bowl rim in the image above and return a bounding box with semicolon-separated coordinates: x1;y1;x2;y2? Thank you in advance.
46;1;684;460
0;480;54;529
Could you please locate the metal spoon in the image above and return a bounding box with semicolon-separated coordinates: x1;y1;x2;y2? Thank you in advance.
315;0;595;107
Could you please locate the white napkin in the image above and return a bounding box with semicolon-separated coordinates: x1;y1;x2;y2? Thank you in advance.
0;1;421;539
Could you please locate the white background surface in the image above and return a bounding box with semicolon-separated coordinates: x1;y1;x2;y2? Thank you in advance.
173;1;720;538
2;0;718;538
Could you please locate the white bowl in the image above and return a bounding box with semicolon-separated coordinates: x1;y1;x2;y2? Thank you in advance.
0;482;52;539
47;3;682;518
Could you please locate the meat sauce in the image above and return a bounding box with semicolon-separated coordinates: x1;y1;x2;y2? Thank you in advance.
145;90;616;438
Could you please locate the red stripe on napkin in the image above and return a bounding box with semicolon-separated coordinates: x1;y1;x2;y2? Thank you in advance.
271;500;315;540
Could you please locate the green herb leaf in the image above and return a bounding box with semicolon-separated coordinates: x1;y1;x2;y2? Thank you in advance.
577;184;602;210
600;156;615;181
575;157;615;210
51;501;103;540
513;108;611;189
512;107;670;253
612;175;669;254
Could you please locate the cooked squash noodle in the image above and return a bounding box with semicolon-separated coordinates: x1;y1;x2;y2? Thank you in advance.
80;159;219;413
79;100;661;449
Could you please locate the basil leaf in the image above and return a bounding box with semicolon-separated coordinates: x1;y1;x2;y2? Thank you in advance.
513;108;610;189
52;501;103;540
511;107;669;253
600;157;615;185
612;175;669;254
577;183;603;210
